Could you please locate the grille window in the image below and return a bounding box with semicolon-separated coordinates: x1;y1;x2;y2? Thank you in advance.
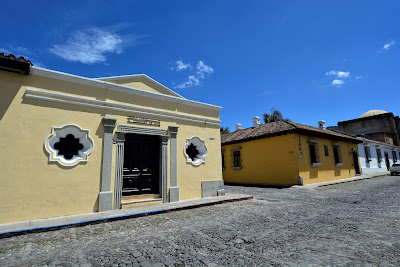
376;148;382;162
233;151;241;167
309;144;319;164
324;145;329;156
54;134;84;160
365;146;371;162
186;143;199;161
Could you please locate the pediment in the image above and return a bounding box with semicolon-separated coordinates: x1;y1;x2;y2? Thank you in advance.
96;74;184;98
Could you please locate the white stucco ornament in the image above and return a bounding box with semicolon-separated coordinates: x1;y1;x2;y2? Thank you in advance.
184;136;208;166
44;124;94;167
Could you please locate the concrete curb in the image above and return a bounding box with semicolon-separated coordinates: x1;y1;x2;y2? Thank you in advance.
0;194;252;238
292;173;389;189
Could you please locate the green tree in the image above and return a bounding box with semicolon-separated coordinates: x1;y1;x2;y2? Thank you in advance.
220;127;230;134
263;108;291;123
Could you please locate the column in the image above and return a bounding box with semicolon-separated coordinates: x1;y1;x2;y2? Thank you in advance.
114;132;125;209
99;117;117;212
168;126;179;202
161;136;169;203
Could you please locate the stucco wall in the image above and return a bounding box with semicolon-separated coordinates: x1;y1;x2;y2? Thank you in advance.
297;134;359;185
222;134;299;186
0;69;222;224
0;72;105;224
357;143;398;175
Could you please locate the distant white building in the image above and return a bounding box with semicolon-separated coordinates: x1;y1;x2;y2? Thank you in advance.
357;137;400;175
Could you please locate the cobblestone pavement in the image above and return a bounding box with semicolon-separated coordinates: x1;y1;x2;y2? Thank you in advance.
1;175;399;267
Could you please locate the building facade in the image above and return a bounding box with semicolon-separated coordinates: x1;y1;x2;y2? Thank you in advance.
0;54;223;224
222;120;362;186
357;138;400;175
338;110;400;146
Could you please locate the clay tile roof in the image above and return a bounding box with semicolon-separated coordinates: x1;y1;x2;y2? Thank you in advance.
359;138;400;149
0;52;33;75
0;53;33;65
221;120;361;145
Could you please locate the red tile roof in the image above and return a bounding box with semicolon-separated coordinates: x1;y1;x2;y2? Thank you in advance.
221;121;362;145
359;137;400;149
0;53;32;65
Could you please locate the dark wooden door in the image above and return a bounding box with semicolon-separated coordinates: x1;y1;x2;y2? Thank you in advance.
352;150;361;175
384;152;390;170
122;134;160;196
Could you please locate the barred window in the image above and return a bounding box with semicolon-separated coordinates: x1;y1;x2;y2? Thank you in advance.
307;139;320;167
376;148;382;162
332;144;343;166
230;147;242;170
393;151;398;162
233;151;241;167
364;146;371;162
324;145;329;156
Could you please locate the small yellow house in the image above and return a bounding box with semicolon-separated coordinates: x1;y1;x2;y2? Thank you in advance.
0;53;223;224
221;119;362;186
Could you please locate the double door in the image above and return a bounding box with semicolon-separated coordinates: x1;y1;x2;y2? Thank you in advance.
122;134;160;196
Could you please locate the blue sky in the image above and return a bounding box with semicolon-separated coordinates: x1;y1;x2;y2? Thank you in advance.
1;1;399;130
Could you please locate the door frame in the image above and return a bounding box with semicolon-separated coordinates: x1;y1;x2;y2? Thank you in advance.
114;125;170;209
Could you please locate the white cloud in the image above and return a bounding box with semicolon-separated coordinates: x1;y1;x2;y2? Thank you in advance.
174;60;191;71
355;76;362;80
174;60;214;88
175;75;200;89
383;40;396;51
49;27;123;64
196;60;214;78
325;70;350;78
331;79;344;87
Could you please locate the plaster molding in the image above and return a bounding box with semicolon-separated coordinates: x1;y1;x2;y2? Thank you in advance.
117;125;168;136
44;124;94;167
95;73;184;98
30;67;221;111
183;136;208;166
25;89;220;126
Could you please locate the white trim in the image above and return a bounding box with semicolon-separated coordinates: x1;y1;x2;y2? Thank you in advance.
30;67;221;111
25;89;220;126
183;136;208;166
44;124;94;167
95;73;184;98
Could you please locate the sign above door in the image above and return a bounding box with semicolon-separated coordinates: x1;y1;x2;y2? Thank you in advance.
127;116;160;127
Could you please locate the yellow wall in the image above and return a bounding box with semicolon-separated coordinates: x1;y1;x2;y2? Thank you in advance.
0;70;222;224
106;76;177;97
296;134;359;185
222;134;299;185
176;123;222;200
0;72;105;224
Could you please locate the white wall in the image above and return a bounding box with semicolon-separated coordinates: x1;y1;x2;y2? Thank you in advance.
358;142;400;175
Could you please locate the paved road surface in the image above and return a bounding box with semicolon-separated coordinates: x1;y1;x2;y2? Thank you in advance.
1;175;399;266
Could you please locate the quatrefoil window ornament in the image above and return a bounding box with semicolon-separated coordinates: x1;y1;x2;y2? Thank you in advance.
183;136;208;166
44;124;94;167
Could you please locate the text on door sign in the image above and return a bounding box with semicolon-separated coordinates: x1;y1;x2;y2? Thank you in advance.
127;116;160;126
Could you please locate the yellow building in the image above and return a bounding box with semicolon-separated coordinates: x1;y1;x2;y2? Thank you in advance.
0;53;223;224
221;119;362;186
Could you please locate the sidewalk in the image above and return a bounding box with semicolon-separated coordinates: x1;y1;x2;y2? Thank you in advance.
0;193;253;237
292;172;389;189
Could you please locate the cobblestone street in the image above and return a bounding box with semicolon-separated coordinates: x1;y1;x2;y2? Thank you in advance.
1;175;399;266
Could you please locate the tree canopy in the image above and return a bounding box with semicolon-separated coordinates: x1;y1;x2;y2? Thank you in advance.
220;127;230;134
263;108;291;123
